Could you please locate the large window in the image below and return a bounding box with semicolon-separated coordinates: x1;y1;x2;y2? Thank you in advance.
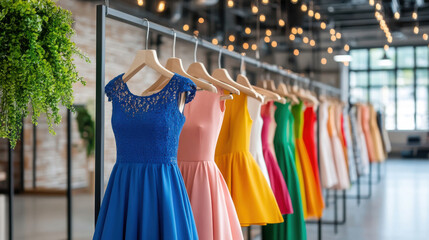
349;46;429;130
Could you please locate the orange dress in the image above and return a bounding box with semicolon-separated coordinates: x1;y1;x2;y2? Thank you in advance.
360;105;377;162
369;105;386;162
215;93;283;226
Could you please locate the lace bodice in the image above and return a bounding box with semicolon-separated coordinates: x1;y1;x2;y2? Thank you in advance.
105;73;196;163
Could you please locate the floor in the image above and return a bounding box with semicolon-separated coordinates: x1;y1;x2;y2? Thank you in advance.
1;159;429;240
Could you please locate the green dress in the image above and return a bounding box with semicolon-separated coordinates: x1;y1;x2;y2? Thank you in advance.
262;102;307;240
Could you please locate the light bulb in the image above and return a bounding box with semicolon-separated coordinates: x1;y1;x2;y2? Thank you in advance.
259;14;266;22
193;30;199;36
394;12;400;20
137;0;144;6
228;45;234;51
327;47;333;54
344;61;349;67
198;17;204;24
293;49;300;56
291;27;297;34
243;42;249;49
369;0;374;6
308;10;314;17
414;26;419;34
412;11;418;20
310;39;315;46
320;22;326;29
289;34;295;41
227;0;234;8
297;27;303;34
291;0;298;3
251;44;258;50
303;37;309;44
212;38;218;45
330;29;336;35
271;41;278;48
423;34;428;41
315;12;321;20
321;58;327;65
278;19;286;27
344;44;350;51
331;35;337;41
301;4;307;12
183;24;189;31
229;34;235;42
157;1;166;12
375;3;381;11
264;36;271;43
387;37;392;43
252;5;259;14
384;44;389;51
336;32;342;39
245;27;251;34
266;29;272;36
262;0;269;4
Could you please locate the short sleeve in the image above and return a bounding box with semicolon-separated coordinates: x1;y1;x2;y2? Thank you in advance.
105;74;124;102
177;75;197;104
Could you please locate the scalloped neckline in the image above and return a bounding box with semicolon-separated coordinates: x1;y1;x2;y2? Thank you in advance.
119;73;178;99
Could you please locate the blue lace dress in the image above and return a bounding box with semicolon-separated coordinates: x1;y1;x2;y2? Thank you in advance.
93;73;198;240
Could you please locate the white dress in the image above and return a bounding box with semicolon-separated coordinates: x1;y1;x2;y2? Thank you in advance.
343;111;357;182
356;106;370;175
318;102;338;189
248;96;272;188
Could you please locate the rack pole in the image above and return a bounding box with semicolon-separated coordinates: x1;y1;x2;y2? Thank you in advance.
316;92;322;240
95;4;106;224
66;109;73;239
32;124;37;189
8;142;13;240
20;119;25;192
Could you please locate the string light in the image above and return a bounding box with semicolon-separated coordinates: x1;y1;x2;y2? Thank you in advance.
183;24;189;31
271;41;278;48
289;34;296;41
243;42;249;49
303;37;309;44
344;44;350;51
301;4;308;12
330;29;336;35
310;39;315;46
369;0;374;6
308;9;314;17
157;1;166;12
412;11;418;20
336;32;342;39
259;14;266;22
227;0;234;8
293;49;300;56
320;22;326;29
198;17;204;24
137;0;144;6
423;34;428;41
252;5;259;14
228;45;234;51
229;34;235;42
321;58;327;65
251;44;258;50
245;27;252;34
375;3;381;11
315;12;321;20
291;0;298;4
264;36;271;43
193;30;199;36
327;47;333;54
297;27;303;34
278;19;286;27
394;12;400;20
266;29;272;36
414;25;419;34
384;44;389;51
262;0;269;4
212;38;218;45
331;35;337;41
291;27;298;34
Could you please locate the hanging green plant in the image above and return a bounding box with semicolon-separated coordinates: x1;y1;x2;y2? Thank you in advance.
75;105;95;157
0;0;89;148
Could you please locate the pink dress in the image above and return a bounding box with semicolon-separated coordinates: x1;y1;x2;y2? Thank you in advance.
261;101;293;215
178;89;243;240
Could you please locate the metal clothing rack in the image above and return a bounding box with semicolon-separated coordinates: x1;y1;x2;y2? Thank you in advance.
94;4;342;238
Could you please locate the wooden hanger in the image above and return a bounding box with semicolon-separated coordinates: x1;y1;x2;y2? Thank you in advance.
186;36;238;99
122;19;174;83
277;82;300;104
212;49;262;101
142;30;217;94
252;86;286;104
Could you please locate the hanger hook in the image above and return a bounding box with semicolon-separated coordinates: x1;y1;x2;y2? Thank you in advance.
193;36;198;63
171;28;176;58
218;47;223;69
143;18;150;50
240;53;246;75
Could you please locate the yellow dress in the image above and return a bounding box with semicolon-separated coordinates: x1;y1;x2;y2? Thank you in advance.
215;93;283;226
